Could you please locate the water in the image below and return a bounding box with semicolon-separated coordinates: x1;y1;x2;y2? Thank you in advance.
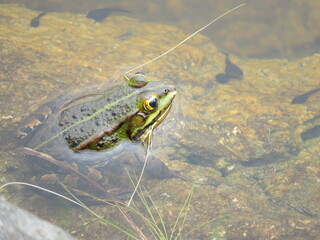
1;0;320;58
0;1;319;239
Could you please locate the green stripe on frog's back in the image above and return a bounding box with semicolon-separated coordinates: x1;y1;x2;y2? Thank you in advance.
34;81;170;150
58;84;140;147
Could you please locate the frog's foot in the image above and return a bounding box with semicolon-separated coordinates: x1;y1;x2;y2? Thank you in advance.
22;147;120;202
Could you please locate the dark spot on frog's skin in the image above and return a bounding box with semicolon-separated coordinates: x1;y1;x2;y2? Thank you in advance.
97;141;104;148
80;127;85;132
95;120;101;126
30;12;47;28
110;136;117;142
301;125;320;141
86;8;130;22
101;136;107;141
59;118;70;126
111;110;117;116
71;140;80;148
72;114;78;119
80;105;89;112
291;87;320;104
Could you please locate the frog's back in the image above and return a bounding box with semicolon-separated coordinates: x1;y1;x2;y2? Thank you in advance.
58;84;140;148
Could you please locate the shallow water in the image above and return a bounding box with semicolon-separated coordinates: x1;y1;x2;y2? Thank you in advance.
0;1;319;239
1;0;320;58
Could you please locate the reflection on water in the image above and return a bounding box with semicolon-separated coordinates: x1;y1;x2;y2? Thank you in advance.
1;0;320;58
0;1;319;239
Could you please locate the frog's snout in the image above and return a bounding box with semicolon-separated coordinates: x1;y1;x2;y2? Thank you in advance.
165;86;176;94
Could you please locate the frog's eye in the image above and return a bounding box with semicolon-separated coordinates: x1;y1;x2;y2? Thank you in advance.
143;94;158;112
126;72;149;88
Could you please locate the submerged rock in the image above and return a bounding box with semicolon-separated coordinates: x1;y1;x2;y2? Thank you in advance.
0;196;73;240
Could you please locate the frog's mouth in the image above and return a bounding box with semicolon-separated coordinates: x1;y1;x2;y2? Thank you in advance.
152;104;172;129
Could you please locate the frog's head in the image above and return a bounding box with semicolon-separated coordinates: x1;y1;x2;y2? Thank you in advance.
127;74;176;141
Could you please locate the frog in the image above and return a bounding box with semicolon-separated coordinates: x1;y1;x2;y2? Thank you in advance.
16;72;178;198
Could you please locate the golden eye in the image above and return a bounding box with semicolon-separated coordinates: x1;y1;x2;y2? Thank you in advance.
143;94;158;112
127;72;149;88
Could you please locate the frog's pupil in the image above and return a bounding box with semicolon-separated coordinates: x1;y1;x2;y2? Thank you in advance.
149;98;158;108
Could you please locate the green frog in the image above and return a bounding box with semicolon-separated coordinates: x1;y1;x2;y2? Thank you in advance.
16;72;178;196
